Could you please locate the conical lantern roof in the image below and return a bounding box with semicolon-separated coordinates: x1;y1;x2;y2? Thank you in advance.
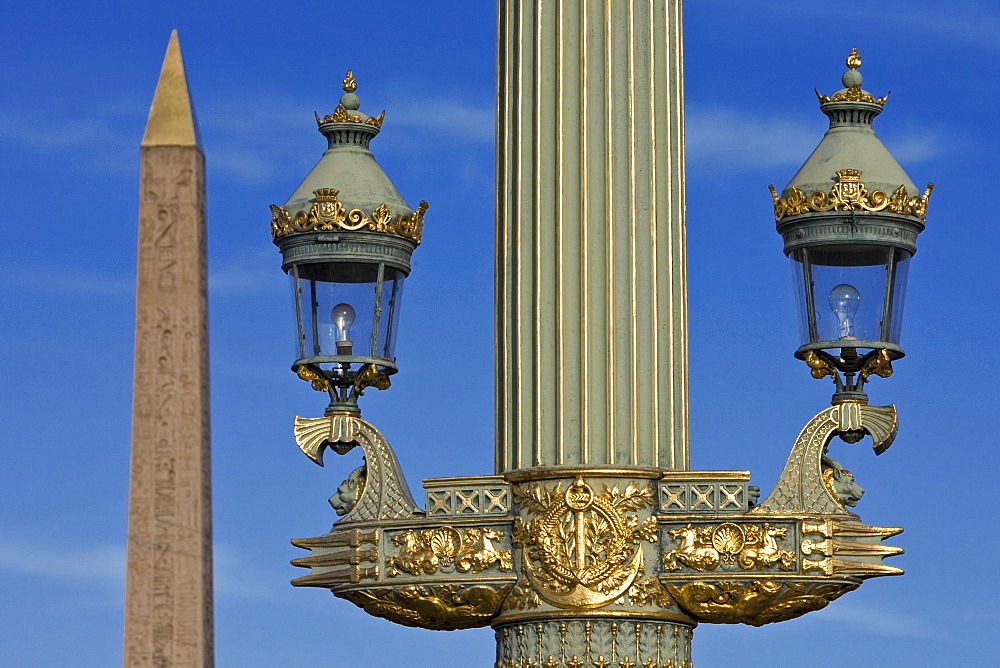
270;71;427;245
771;49;932;227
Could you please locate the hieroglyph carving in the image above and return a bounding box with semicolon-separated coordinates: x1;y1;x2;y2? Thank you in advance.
125;145;211;667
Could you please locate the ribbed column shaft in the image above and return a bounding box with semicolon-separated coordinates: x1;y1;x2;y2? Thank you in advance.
497;0;688;472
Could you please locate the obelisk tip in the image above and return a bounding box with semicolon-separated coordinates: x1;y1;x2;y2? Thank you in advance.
142;30;200;148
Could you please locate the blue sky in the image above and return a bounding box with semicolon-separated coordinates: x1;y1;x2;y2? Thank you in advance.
1;1;998;666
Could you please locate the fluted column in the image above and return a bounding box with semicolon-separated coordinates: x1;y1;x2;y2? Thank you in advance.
497;0;688;472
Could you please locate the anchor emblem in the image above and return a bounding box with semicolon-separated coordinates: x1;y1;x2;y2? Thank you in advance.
512;477;659;609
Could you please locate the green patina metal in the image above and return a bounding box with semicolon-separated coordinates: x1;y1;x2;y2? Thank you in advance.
271;14;926;668
270;78;424;417
770;52;931;404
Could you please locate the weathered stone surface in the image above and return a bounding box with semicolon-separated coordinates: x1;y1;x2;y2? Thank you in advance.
123;31;212;668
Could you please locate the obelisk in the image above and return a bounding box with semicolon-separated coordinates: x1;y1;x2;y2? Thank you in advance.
123;30;213;667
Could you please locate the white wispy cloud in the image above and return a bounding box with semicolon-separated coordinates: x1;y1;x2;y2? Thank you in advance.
212;543;286;599
1;80;492;187
207;147;285;184
702;0;999;51
810;600;934;637
0;96;146;172
686;106;944;172
186;91;491;186
0;266;134;296
390;100;494;143
0;248;278;298
208;248;280;296
686;108;819;170
887;134;943;164
0;535;126;582
0;535;281;599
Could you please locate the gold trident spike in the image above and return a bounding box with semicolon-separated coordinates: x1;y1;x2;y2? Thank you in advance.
343;70;358;93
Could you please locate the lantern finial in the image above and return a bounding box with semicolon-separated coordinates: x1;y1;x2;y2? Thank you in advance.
770;50;932;399
270;74;427;415
813;48;888;107
846;47;861;70
343;69;358;93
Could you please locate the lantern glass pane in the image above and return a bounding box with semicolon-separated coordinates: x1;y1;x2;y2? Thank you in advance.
380;271;405;359
790;246;893;346
886;250;911;344
789;257;810;345
290;262;406;371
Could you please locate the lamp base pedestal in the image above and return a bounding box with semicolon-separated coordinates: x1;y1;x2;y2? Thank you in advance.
495;619;693;668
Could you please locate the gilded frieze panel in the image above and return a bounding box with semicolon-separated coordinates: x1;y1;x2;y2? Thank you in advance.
662;522;796;574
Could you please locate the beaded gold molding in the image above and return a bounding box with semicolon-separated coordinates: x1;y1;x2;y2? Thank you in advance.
270;188;428;243
769;170;933;221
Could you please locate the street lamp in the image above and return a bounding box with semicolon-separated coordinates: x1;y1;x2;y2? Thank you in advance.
270;71;428;417
770;48;933;404
275;38;929;666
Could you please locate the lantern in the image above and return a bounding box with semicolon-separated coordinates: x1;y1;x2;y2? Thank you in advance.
770;50;932;401
269;71;428;415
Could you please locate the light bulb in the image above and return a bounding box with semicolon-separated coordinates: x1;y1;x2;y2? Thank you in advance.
828;284;860;339
330;303;356;342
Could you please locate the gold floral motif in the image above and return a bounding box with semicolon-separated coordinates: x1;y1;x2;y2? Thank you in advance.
768;184;809;218
270;189;427;243
316;70;386;128
366;110;386;129
846;47;862;71
512;477;658;609
860;348;894;380
387;526;513;577
340;583;512;630
666;581;857;627
815;86;882;105
370;202;393;232
388;200;429;242
770;171;933;221
804;351;836;380
629;576;673;608
503;580;542;611
323;104;361;124
342;207;370;231
663;523;794;572
294;364;329;392
342;69;357;93
353;363;391;394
